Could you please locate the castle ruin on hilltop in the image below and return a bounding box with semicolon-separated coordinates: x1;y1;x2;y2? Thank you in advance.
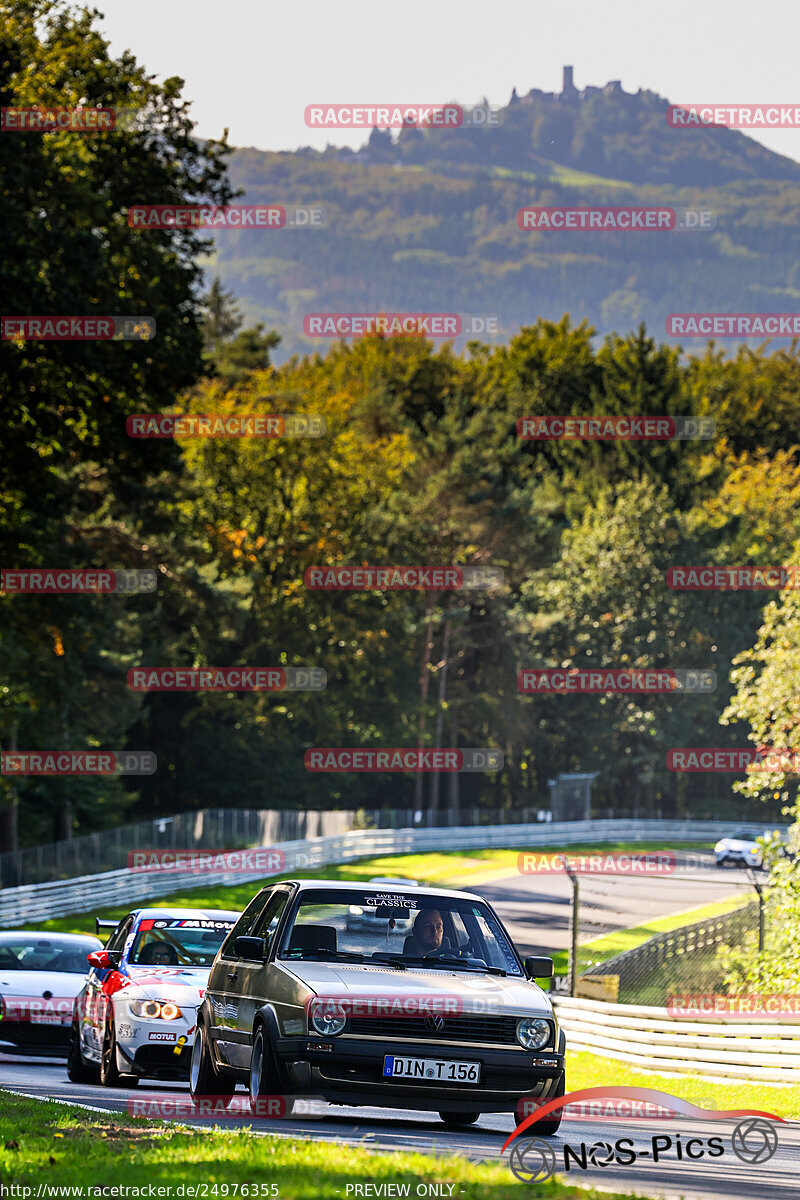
510;66;627;106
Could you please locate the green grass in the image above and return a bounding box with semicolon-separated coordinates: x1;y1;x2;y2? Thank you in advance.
18;842;716;937
487;163;632;189
0;1091;653;1198
566;1050;800;1119
578;893;752;973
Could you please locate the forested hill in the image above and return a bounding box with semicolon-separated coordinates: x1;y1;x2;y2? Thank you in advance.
218;72;800;361
315;78;800;187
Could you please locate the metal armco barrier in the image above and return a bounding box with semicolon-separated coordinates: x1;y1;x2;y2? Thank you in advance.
552;994;800;1083
0;818;779;927
584;900;760;986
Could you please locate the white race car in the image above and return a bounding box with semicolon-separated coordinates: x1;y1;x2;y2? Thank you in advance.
0;931;102;1057
714;829;764;869
68;906;238;1085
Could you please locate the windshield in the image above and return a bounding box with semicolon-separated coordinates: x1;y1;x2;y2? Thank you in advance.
129;918;236;967
0;935;100;974
277;888;523;975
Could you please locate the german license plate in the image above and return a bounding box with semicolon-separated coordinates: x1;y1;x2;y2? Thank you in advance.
383;1056;480;1083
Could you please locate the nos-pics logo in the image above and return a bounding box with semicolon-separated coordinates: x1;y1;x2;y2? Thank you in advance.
504;1088;782;1184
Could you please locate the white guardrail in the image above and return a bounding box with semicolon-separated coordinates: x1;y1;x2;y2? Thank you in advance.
552;995;800;1083
0;818;776;926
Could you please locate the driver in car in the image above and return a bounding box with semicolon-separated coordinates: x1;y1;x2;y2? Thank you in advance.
139;942;177;966
149;945;174;966
404;909;447;957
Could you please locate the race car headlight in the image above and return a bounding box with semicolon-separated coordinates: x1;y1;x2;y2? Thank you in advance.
714;841;726;852
129;1000;183;1020
309;1002;347;1037
517;1017;551;1050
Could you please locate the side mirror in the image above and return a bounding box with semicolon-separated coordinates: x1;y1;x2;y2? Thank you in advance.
235;936;266;961
524;955;554;980
87;950;117;970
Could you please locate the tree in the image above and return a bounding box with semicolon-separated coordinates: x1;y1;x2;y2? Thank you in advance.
512;479;730;816
721;543;800;811
212;325;282;385
201;278;244;352
0;0;234;847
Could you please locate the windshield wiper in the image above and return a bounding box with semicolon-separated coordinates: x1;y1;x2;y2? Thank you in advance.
450;963;508;976
283;949;367;962
380;954;507;976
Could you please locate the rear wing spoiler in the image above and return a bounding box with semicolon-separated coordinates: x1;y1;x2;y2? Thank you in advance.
96;918;118;936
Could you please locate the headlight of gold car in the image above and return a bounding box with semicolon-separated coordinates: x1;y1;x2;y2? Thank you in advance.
517;1017;551;1050
129;1000;183;1020
309;1001;347;1037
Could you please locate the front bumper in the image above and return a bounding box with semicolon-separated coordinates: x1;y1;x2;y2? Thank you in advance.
128;1043;191;1078
115;1008;196;1079
716;851;760;867
0;1020;71;1056
274;1035;564;1113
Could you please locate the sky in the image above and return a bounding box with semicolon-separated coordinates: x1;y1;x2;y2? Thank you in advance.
91;0;800;163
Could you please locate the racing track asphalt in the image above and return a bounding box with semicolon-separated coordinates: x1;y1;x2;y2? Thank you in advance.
474;848;755;955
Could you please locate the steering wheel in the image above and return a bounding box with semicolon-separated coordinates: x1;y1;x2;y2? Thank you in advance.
439;945;488;966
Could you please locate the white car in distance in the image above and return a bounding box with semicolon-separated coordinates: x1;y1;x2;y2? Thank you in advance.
714;829;764;869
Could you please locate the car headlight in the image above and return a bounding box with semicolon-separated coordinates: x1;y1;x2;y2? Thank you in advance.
517;1017;551;1050
129;1000;183;1020
309;1001;347;1037
714;841;726;852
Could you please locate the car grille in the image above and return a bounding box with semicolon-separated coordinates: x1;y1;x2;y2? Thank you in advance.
0;1021;70;1051
346;1013;525;1045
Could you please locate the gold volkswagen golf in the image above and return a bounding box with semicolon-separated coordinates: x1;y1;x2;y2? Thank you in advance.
191;879;565;1132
